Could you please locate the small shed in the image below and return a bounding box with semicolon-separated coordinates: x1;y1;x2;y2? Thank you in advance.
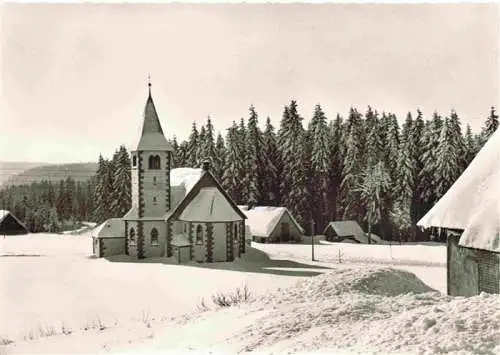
239;206;304;243
171;234;191;264
92;218;125;258
323;220;364;242
418;128;500;297
0;210;29;235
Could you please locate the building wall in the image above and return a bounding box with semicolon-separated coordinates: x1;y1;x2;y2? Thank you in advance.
447;233;500;296
141;221;166;258
101;238;126;257
268;213;302;243
127;221;138;258
212;222;227;262
140;151;171;217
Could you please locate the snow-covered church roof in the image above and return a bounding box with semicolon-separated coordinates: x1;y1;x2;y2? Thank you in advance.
171;168;203;192
417;128;500;253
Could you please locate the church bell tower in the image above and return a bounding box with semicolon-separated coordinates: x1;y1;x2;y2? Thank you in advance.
126;79;174;258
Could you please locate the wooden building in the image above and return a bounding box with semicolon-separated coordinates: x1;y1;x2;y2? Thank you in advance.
239;206;304;243
0;210;29;235
418;129;500;296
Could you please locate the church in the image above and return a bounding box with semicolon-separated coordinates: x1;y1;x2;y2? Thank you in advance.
92;83;247;262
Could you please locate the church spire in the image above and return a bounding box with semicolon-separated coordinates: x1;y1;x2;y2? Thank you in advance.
135;77;173;151
148;73;152;97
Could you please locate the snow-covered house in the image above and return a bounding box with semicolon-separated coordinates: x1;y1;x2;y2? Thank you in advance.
0;210;29;235
324;220;363;242
92;218;125;258
118;82;247;262
239;206;304;243
323;220;385;244
418;129;500;297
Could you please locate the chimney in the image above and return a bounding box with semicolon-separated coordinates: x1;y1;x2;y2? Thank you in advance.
202;160;210;172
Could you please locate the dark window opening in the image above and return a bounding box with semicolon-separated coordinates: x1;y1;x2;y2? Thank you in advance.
129;228;136;244
151;227;159;245
148;155;161;170
132;156;137;167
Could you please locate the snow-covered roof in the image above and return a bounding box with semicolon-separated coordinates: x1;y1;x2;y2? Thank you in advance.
92;218;124;238
324;220;365;237
179;187;243;222
238;205;304;238
170;168;203;194
0;210;10;224
0;209;28;231
171;234;191;247
418;129;500;253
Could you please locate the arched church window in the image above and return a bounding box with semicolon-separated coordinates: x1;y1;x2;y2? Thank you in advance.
129;228;136;244
151;227;159;245
153;176;157;186
196;225;203;245
234;224;239;244
132;156;137;167
148;155;161;170
153;196;157;205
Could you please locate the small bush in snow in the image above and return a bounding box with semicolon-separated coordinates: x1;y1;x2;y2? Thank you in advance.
197;297;210;312
211;284;252;308
37;324;56;337
60;322;72;335
0;337;13;346
141;310;152;328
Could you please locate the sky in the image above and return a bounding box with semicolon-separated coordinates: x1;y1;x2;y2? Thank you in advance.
1;3;499;164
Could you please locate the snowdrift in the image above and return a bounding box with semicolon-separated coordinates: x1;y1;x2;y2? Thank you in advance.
143;267;499;355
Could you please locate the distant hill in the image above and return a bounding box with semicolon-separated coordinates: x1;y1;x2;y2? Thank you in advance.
0;162;98;187
0;162;50;186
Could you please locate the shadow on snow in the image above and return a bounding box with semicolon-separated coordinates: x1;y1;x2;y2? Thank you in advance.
103;246;332;277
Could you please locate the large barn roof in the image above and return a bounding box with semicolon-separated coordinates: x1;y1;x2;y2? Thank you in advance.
418;128;500;253
238;206;304;238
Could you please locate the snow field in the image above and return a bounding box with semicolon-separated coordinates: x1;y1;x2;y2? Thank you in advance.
2;233;494;355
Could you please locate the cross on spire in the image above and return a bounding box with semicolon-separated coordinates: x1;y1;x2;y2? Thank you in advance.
147;73;152;96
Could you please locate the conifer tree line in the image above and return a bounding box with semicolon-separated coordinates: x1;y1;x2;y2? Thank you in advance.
0;146;132;232
172;103;498;242
1;104;497;241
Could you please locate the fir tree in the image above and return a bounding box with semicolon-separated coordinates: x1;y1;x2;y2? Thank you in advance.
309;104;331;230
463;124;477;167
482;106;498;143
186;122;199;168
356;161;391;243
340;107;365;221
201;116;218;170
262;117;279;206
434;116;461;200
245;106;263;206
111;146;132;217
214;132;226;181
171;136;180;168
327;114;344;221
222;122;244;203
392;133;415;241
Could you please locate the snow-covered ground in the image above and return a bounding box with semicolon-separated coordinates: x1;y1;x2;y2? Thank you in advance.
1;233;497;355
